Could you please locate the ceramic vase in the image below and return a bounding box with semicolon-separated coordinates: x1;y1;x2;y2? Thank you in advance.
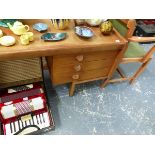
51;19;70;30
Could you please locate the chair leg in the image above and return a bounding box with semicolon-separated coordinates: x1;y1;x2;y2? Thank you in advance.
100;78;109;88
101;67;126;88
129;58;152;84
69;82;76;96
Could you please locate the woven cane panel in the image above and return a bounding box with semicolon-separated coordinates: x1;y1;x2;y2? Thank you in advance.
0;58;42;88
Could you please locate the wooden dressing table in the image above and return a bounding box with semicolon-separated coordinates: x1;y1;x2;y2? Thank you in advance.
0;19;127;96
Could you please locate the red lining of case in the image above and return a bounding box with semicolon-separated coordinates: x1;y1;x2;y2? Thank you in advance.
0;82;43;103
143;20;155;25
0;82;47;124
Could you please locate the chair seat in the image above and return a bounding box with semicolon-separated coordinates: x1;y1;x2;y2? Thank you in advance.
124;42;146;58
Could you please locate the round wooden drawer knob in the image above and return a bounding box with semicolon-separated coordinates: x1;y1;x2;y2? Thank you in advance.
72;74;79;80
75;55;84;62
74;64;81;71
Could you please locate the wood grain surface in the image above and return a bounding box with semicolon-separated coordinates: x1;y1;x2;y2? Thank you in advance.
0;19;126;61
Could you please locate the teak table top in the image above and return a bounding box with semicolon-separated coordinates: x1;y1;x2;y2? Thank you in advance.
0;19;127;61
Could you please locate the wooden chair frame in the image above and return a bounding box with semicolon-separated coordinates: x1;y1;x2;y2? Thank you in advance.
101;19;155;88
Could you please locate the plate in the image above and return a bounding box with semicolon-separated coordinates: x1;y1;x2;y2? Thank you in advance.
41;33;67;41
0;36;16;46
33;23;48;32
0;19;17;28
74;26;94;38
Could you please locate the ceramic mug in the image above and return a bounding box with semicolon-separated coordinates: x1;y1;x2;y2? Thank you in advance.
20;35;29;45
0;29;3;38
23;32;34;41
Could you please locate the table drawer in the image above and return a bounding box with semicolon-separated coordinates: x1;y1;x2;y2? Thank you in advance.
53;58;114;74
53;68;109;85
53;50;118;65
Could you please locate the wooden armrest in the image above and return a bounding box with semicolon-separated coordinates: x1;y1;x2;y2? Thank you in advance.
128;36;155;42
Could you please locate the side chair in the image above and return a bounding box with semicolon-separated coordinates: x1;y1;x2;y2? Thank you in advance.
101;19;155;88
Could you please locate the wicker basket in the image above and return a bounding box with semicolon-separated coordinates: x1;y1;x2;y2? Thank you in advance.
0;58;42;88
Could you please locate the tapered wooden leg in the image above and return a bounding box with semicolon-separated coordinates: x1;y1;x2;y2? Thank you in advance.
129;59;151;84
69;82;76;96
101;44;128;88
117;67;126;78
100;78;109;88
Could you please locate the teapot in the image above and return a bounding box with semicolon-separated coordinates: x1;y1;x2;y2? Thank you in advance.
7;21;30;35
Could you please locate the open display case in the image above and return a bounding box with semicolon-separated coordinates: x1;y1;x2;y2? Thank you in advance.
0;57;55;135
135;19;155;37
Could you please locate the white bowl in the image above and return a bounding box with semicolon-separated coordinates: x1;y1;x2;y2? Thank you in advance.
85;19;103;26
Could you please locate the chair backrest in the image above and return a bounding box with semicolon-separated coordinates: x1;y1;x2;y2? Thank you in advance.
110;19;155;61
109;19;137;39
